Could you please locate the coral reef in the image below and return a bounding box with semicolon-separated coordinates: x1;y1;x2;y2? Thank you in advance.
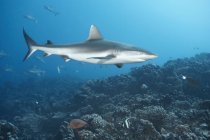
0;120;18;140
1;53;210;139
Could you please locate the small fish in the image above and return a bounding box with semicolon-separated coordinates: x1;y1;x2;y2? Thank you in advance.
28;67;45;76
57;66;61;74
141;83;148;89
123;117;135;129
44;5;59;16
24;15;38;23
4;67;13;72
125;118;130;129
35;56;45;63
68;119;88;129
0;51;7;58
182;75;187;80
68;119;90;140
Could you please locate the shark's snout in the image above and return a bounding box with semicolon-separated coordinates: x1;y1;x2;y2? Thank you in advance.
149;54;158;59
145;54;158;60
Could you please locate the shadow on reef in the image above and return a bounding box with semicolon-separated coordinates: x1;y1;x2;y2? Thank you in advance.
0;53;210;140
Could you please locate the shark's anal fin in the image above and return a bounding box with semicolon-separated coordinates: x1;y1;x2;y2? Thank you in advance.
87;25;103;41
60;55;71;62
115;64;123;68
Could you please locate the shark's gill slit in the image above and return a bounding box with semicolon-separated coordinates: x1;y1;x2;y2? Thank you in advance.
113;49;120;56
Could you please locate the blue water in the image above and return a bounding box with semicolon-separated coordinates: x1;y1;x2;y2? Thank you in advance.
1;1;210;139
0;0;210;83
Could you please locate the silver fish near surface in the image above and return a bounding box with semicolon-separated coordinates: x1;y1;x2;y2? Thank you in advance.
24;15;38;23
4;67;13;72
23;25;157;68
44;5;59;16
28;67;45;76
35;55;46;63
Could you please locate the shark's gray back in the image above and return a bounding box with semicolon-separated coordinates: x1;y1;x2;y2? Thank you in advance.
56;40;122;54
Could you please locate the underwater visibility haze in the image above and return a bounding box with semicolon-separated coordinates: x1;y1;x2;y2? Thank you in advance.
0;0;210;139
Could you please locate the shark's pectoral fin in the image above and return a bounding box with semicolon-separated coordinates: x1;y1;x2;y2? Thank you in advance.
60;55;71;62
87;25;103;41
115;64;123;68
87;54;116;64
45;40;53;45
87;54;116;60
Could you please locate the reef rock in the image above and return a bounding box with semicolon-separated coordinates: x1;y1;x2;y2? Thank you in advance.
0;120;18;140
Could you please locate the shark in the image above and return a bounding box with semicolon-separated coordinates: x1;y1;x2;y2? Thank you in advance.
23;25;157;68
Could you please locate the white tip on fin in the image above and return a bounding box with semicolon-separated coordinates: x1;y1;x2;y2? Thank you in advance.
87;25;103;40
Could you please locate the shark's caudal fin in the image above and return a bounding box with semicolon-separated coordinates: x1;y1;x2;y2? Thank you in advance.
23;29;38;61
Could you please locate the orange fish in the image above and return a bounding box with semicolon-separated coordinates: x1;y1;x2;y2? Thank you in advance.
68;119;88;129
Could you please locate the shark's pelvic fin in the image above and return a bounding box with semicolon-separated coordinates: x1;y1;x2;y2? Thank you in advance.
23;29;38;61
115;64;123;68
43;53;51;57
60;55;71;62
87;25;103;40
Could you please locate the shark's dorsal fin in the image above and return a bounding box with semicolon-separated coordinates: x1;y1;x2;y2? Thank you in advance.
87;25;103;41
